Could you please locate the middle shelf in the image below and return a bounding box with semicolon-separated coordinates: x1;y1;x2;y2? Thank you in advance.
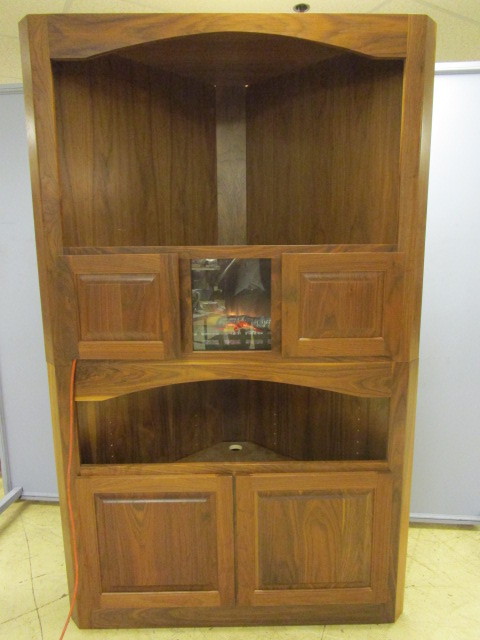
76;380;390;466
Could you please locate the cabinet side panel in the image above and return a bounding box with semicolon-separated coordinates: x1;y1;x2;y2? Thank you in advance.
53;57;217;247
54;58;168;246
19;17;66;363
398;16;436;360
244;382;389;461
246;56;403;245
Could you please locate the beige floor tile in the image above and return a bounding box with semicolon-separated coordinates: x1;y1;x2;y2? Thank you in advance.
0;556;36;625
2;498;480;639
21;508;66;579
32;569;68;611
406;527;480;589
0;610;42;640
0;507;30;565
0;503;38;625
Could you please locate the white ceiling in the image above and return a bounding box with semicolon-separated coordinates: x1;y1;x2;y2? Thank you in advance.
0;0;479;84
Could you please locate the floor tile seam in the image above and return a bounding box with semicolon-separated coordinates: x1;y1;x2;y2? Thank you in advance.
405;584;480;601
20;514;45;640
35;593;69;613
408;553;480;570
0;507;28;531
0;607;40;626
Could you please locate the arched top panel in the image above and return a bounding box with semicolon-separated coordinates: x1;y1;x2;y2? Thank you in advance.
45;13;410;62
74;359;393;401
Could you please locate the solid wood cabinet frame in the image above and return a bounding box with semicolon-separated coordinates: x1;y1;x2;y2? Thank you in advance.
20;12;435;628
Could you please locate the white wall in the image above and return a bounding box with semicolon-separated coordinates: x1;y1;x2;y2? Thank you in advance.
410;68;480;523
0;68;479;519
0;87;57;499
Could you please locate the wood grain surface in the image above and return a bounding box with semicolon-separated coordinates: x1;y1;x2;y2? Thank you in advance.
246;55;403;246
236;471;392;606
282;253;405;358
118;32;340;85
19;11;435;628
47;13;409;59
76;475;234;617
216;85;247;244
74;358;394;400
66;254;180;359
76;380;389;465
398;16;436;361
54;57;217;247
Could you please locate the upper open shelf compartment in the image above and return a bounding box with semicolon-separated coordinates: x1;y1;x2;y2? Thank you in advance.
52;27;404;249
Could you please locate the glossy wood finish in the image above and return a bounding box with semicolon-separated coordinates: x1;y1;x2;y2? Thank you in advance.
76;381;389;465
65;244;398;256
282;253;404;358
216;85;247;245
247;55;403;246
47;14;409;60
119;32;340;85
398;17;436;361
75;475;234;625
178;441;294;463
236;472;391;606
20;11;435;629
74;359;394;400
54;57;217;247
66;254;180;359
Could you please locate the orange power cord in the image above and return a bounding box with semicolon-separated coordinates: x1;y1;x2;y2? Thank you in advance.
59;358;79;640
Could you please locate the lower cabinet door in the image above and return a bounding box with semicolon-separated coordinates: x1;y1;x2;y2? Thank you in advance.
76;475;235;611
235;471;392;607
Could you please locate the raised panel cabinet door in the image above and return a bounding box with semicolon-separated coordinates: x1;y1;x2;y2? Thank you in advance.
65;254;180;359
282;253;404;358
75;475;235;612
236;472;392;607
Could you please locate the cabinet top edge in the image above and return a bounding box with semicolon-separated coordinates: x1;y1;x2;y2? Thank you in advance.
20;12;421;61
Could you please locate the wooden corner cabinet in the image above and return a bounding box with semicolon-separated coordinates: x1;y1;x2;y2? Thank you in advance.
20;12;435;628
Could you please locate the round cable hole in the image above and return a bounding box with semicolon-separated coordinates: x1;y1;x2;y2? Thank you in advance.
229;444;243;452
293;3;310;12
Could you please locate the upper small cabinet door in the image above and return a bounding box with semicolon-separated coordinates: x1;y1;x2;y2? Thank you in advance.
66;254;180;360
282;253;404;358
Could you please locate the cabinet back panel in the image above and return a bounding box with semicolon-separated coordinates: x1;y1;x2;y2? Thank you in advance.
53;57;217;247
246;56;403;245
77;381;389;464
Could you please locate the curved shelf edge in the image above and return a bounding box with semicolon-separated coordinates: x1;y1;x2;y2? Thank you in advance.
46;14;409;60
74;359;394;401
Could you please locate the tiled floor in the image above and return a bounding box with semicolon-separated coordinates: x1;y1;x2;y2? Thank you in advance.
1;481;479;640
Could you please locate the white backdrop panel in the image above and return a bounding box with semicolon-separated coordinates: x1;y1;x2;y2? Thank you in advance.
0;68;479;519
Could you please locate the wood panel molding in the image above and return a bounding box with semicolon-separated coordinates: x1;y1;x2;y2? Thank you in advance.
76;475;235;616
20;10;435;628
46;14;409;60
65;254;180;360
236;471;392;607
74;359;394;401
282;253;405;358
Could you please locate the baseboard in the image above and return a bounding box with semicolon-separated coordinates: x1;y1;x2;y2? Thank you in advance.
14;493;480;525
20;492;59;503
410;513;480;526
